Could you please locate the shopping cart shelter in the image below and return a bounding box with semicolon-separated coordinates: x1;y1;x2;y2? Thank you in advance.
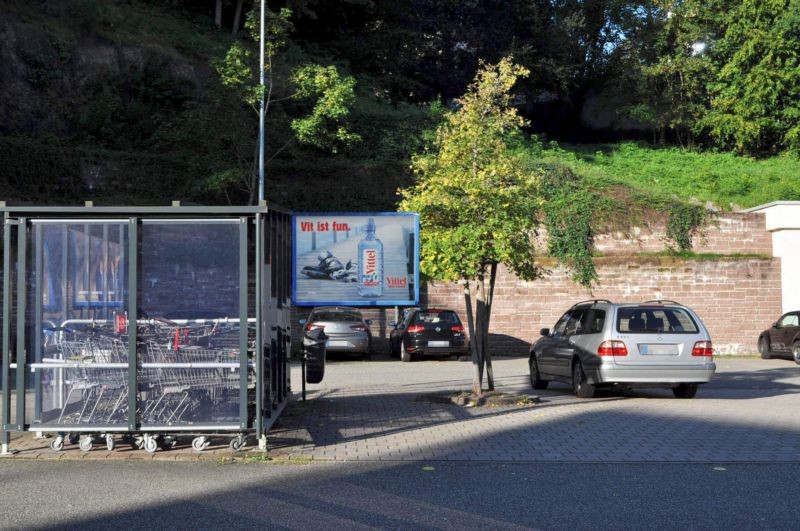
0;203;292;454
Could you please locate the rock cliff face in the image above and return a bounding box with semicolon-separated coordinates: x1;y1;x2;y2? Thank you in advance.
0;3;215;203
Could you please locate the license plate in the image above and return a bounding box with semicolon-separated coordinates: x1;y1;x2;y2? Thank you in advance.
639;344;679;355
428;341;450;347
327;340;349;347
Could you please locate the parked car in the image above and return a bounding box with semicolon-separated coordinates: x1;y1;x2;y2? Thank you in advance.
758;311;800;363
300;307;372;358
529;300;716;399
390;308;469;362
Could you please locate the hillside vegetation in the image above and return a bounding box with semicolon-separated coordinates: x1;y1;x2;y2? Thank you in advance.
0;0;797;217
538;142;800;211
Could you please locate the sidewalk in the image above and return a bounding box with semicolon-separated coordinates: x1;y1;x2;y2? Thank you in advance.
3;356;800;462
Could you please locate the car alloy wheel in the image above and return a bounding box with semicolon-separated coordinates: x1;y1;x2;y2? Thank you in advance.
572;361;595;399
793;342;800;365
529;356;548;390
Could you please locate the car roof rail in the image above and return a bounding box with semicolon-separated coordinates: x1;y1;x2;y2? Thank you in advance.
640;299;681;305
570;299;612;309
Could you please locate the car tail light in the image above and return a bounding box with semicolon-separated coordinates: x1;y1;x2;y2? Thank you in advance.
451;324;464;332
692;341;713;357
350;324;369;332
407;325;425;333
305;323;324;332
597;340;628;356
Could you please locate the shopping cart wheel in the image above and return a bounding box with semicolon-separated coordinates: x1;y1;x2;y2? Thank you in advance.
192;436;209;451
130;436;144;450
68;433;80;445
106;435;115;452
144;437;158;454
50;437;65;452
79;437;93;452
229;436;245;452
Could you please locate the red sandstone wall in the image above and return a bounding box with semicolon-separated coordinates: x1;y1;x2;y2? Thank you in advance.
594;212;772;256
291;212;781;356
422;259;782;355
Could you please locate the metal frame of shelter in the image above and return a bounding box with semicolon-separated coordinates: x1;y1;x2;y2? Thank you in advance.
0;203;292;454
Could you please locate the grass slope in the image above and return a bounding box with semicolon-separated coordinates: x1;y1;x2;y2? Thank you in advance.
539;142;800;211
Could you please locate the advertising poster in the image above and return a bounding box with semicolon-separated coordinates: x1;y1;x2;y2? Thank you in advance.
292;213;419;306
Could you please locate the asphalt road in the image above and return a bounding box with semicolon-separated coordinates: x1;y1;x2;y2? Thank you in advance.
0;460;798;529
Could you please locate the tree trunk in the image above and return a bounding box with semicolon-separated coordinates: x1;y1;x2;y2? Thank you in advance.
463;280;482;396
232;0;243;35
483;262;497;390
475;274;486;388
215;0;223;27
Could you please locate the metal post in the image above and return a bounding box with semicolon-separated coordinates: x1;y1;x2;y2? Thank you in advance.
255;213;263;440
127;219;138;432
15;219;27;431
301;353;306;401
258;0;265;203
239;217;248;430
1;219;13;452
34;225;42;423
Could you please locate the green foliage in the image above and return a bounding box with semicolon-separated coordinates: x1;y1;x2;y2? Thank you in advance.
214;42;260;106
291;64;360;150
703;0;800;154
665;203;710;252
400;58;544;283
540;165;598;286
538;142;800;210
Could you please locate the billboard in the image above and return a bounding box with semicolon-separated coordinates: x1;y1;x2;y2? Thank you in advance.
292;213;419;306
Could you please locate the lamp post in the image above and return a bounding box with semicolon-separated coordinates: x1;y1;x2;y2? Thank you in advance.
258;0;265;203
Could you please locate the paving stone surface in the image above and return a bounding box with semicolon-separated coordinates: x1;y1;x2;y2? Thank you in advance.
269;355;800;463
3;355;800;463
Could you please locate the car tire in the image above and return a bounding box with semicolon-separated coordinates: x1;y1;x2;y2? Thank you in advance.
400;342;413;362
529;356;548;390
672;383;698;399
793;342;800;365
759;337;772;359
572;360;595;398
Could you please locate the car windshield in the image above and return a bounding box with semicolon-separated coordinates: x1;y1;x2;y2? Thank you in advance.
412;310;460;324
616;307;699;334
312;312;362;322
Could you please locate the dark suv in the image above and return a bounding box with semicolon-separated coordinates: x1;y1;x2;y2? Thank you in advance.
390;308;469;362
530;300;716;398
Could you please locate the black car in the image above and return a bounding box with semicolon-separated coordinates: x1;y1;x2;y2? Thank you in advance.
390;308;468;362
758;311;800;363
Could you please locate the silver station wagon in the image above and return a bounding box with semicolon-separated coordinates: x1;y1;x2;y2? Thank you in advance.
529;300;716;398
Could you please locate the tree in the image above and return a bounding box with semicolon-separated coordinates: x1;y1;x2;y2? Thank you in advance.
399;58;596;396
211;6;360;203
620;0;719;147
703;0;800;154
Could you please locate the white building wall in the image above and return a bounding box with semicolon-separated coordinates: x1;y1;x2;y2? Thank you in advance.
745;201;800;313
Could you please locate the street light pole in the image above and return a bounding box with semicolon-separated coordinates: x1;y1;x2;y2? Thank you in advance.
258;0;265;203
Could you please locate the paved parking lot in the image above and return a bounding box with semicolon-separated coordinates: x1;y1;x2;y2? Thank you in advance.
270;355;800;463
3;355;800;462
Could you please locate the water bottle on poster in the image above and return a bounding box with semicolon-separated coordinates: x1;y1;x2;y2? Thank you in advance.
358;218;383;297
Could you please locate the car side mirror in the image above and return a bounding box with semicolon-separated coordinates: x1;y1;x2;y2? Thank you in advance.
774;321;780;329
540;328;550;337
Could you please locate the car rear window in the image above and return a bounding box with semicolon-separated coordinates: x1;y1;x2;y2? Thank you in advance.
312;312;362;322
412;310;460;325
616;307;699;334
